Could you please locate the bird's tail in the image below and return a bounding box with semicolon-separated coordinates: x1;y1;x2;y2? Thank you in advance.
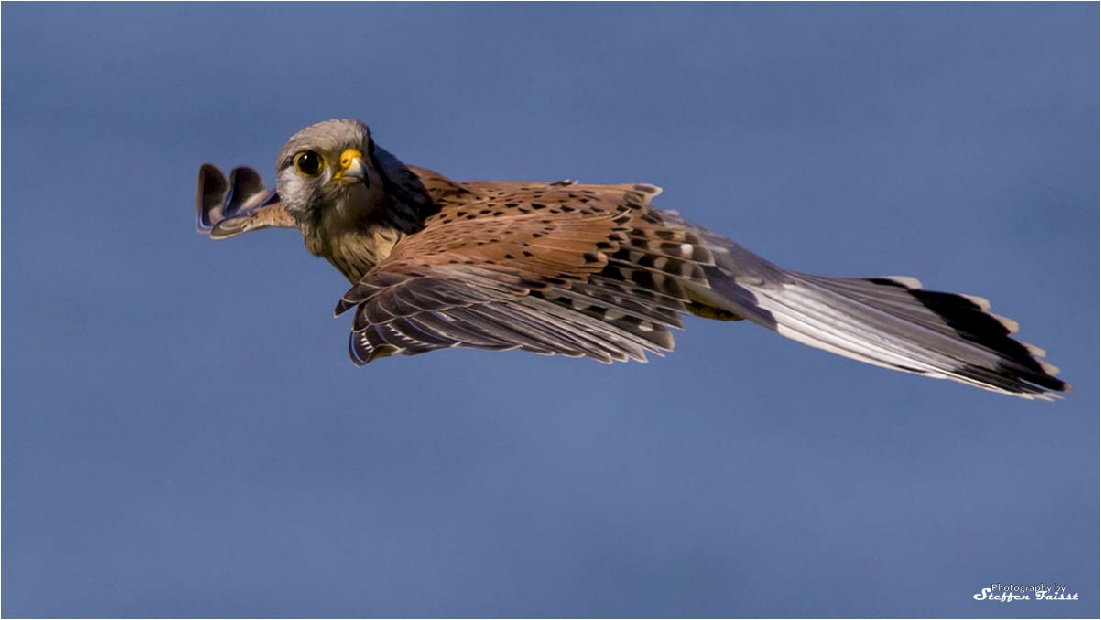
673;219;1070;400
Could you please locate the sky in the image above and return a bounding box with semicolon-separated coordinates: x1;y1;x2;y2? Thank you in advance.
2;4;1097;618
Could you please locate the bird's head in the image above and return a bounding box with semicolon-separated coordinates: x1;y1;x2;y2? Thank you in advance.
275;119;386;224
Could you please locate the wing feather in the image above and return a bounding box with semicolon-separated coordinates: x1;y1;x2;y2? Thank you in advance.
196;164;296;238
337;185;689;364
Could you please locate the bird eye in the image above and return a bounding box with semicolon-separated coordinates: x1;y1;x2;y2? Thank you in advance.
294;150;325;177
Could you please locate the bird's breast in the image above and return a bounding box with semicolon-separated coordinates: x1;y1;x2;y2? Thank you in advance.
304;223;403;283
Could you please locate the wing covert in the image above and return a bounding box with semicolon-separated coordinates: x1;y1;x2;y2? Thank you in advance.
335;186;689;364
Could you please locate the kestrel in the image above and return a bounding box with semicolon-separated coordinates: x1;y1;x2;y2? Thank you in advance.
196;119;1070;400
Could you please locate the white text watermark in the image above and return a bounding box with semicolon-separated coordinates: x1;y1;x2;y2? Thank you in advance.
973;583;1078;603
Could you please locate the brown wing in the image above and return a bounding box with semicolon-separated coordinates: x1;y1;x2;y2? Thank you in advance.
196;164;296;239
333;182;718;364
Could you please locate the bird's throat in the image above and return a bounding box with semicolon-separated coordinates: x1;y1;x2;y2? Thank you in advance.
303;218;403;283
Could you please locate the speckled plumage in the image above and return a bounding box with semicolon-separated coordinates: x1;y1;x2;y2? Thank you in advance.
197;119;1071;400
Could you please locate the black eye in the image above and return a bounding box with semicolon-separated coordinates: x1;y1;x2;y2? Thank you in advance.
294;150;324;177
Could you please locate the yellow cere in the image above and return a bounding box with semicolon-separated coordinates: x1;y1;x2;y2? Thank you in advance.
340;149;364;171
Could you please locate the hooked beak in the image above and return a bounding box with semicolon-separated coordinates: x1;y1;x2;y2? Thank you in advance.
333;149;368;186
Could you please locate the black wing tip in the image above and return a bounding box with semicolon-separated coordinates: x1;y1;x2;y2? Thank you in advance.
955;362;1071;401
1020;366;1071;395
862;277;1070;400
224;166;270;215
898;286;1070;400
196;163;228;233
197;162;285;239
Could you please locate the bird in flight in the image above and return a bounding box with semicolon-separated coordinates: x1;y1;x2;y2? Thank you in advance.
196;119;1069;400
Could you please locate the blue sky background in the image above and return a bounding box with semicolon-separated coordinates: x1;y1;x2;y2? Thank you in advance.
3;4;1097;618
